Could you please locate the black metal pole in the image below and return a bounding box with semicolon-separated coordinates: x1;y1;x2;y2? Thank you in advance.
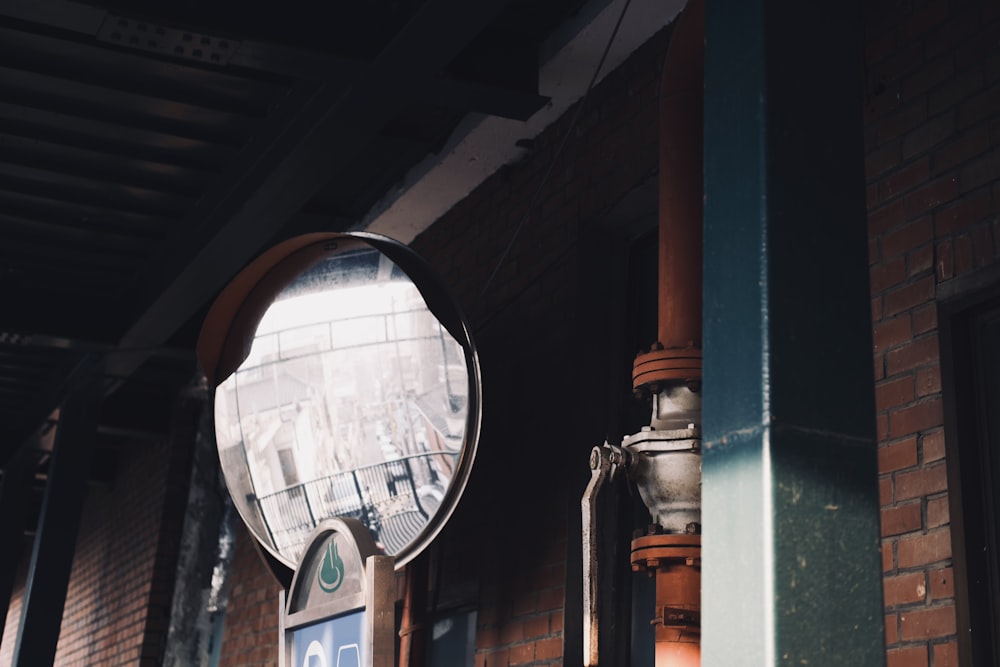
13;378;102;667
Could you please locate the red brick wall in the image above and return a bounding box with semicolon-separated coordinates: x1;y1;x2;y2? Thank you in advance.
215;2;1000;665
864;0;1000;665
0;400;197;667
410;26;669;667
216;524;282;667
214;25;670;667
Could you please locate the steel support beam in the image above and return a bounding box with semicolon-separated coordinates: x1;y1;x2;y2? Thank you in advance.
702;1;885;664
12;378;101;666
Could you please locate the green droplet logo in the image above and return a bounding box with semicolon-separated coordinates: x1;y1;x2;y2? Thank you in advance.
318;539;345;593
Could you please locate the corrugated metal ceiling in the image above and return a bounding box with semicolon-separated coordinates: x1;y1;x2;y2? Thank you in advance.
0;0;582;469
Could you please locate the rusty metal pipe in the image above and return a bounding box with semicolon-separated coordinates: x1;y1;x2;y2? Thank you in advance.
628;1;704;664
658;0;704;359
632;0;704;391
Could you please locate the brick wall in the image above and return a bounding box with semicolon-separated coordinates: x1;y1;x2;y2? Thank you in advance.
213;24;670;667
0;399;197;667
864;0;1000;665
214;2;1000;665
410;26;668;667
215;525;282;667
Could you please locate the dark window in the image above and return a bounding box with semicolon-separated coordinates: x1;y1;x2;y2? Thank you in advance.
426;609;476;666
941;289;1000;666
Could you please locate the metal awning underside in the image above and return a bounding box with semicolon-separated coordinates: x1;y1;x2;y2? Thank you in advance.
0;0;585;464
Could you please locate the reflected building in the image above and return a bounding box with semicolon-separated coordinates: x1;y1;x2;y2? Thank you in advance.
214;251;469;565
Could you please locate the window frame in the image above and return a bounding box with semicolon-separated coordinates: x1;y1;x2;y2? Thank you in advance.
939;281;1000;666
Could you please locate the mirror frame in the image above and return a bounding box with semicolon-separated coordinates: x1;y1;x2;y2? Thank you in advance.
198;232;482;576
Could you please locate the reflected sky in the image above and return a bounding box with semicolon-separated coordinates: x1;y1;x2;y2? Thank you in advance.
214;249;469;566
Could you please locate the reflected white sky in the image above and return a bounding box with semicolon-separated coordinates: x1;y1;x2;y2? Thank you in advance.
215;266;469;563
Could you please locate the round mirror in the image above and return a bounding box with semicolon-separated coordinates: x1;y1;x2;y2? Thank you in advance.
199;233;481;571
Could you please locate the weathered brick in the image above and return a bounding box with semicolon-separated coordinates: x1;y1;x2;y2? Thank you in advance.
873;314;912;352
934;188;992;238
903;176;959;217
881;158;931;201
907;243;933;276
895;462;949;500
880;476;894;506
902;114;954;160
922;430;946;462
883;570;926;606
899;604;957;640
871;257;908;293
870;198;907;236
927;496;951;529
915;365;941;396
509;642;534;665
535;637;562;661
959;147;1000;194
879;437;918;472
886;645;927;667
883;218;934;258
954;233;974;274
885;276;936;317
932;123;991;173
877;376;916;412
973;222;995;267
885;612;899;644
881;502;923;537
867;141;903;180
897;528;952;569
958;82;1000;130
935;239;955;281
911;304;937;336
881;102;928;144
933;640;959;667
886;334;940;375
928;567;954;601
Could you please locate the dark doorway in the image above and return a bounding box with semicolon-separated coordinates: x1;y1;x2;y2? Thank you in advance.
941;285;1000;666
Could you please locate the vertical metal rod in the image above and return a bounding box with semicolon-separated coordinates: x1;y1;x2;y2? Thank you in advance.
13;378;102;666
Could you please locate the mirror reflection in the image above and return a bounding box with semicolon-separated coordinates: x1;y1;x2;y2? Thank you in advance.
214;246;469;567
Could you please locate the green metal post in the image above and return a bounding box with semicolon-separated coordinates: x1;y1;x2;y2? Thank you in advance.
702;1;886;665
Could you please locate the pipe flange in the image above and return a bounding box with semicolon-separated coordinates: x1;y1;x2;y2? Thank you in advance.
632;346;702;391
630;534;701;571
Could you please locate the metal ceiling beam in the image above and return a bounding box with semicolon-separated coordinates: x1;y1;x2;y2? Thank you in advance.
0;0;547;122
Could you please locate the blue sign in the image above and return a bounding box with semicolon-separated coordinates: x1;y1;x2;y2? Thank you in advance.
291;611;366;667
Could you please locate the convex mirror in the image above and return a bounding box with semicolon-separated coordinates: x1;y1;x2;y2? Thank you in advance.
198;233;481;572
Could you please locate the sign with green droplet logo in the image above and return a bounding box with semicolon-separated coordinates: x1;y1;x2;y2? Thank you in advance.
318;539;345;593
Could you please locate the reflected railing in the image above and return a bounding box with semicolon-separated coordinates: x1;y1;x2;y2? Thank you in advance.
256;451;456;562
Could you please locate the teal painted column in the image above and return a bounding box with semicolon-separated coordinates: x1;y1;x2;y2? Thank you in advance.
702;1;885;665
